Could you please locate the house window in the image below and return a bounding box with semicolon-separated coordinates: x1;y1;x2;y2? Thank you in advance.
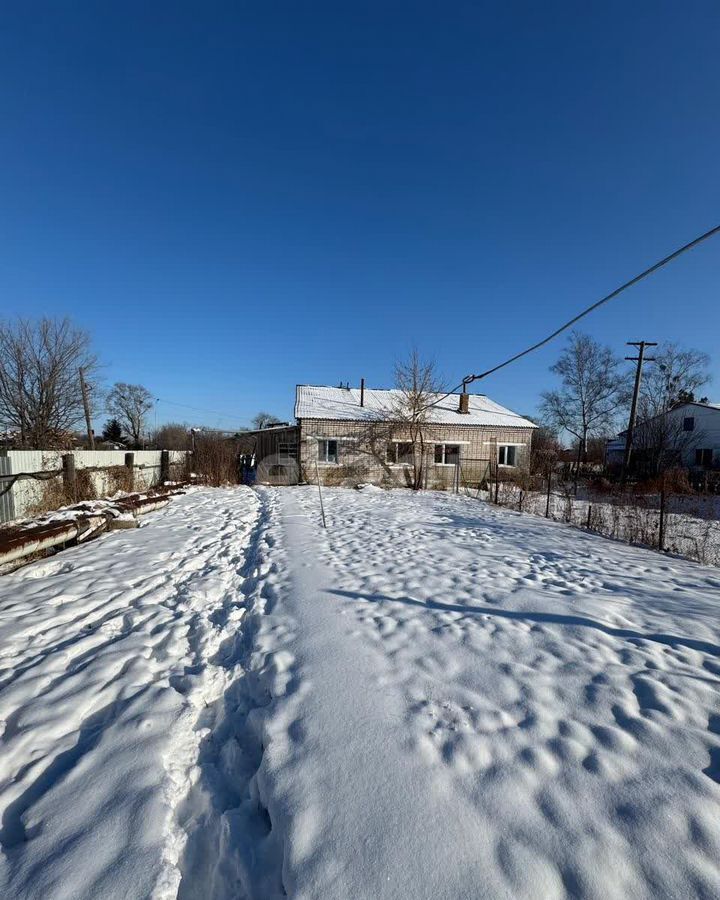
387;442;413;465
498;445;517;466
683;417;695;432
278;441;298;461
318;439;338;464
434;444;460;465
695;448;713;467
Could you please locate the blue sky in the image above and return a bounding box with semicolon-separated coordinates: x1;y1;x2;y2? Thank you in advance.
1;2;718;430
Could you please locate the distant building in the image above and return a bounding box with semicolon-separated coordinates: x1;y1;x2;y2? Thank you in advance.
607;401;720;471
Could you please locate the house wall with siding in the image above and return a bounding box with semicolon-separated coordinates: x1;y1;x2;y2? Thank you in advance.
297;418;533;488
612;404;720;470
658;405;720;467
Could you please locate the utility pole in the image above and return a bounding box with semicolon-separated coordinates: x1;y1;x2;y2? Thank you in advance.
79;367;95;450
621;340;657;482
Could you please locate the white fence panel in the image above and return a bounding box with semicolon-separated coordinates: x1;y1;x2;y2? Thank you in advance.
1;449;191;523
7;451;62;520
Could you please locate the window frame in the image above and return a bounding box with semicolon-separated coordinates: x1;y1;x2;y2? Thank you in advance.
434;443;461;466
318;439;339;464
497;445;518;467
278;441;298;462
683;417;695;432
386;441;414;466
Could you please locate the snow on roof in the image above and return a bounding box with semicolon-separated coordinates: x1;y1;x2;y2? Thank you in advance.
294;385;536;428
666;400;720;412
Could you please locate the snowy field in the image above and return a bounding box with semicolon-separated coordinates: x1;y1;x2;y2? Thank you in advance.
1;486;720;898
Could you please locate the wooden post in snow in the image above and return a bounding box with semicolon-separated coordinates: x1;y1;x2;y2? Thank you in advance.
545;473;552;518
658;480;666;551
160;450;170;485
62;453;76;502
125;452;135;491
314;458;326;528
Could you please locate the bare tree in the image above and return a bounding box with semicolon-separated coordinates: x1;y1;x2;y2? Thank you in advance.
151;421;191;450
530;425;563;475
639;343;710;418
107;383;154;448
391;350;445;490
252;411;282;430
541;332;629;490
0;317;99;448
632;412;702;476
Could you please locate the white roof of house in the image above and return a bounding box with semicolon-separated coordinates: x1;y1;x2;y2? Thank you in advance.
295;385;536;428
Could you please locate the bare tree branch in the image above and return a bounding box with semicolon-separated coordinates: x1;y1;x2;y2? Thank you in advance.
391;350;445;490
540;332;630;482
0;317;99;447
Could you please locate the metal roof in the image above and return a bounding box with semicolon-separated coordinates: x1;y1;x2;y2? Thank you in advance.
294;385;536;428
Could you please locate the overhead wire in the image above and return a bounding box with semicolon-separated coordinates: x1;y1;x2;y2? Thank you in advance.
424;223;720;411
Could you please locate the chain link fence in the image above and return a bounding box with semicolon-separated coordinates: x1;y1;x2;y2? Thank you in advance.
482;475;720;567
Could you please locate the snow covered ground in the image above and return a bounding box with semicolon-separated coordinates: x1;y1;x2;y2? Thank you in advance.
1;485;720;898
0;488;271;899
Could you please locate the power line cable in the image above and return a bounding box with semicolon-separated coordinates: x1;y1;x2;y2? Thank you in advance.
426;223;720;409
467;224;720;383
155;397;251;426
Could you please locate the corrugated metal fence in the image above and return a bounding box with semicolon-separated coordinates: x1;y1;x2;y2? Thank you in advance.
0;450;190;524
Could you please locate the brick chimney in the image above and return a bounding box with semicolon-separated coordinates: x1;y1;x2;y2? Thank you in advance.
458;391;470;414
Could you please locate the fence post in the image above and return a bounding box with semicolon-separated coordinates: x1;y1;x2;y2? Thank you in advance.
160;450;170;484
518;489;524;512
586;504;592;530
62;453;76;502
658;483;666;551
0;451;15;524
125;452;135;492
314;458;326;528
455;461;460;494
545;473;552;518
494;469;500;504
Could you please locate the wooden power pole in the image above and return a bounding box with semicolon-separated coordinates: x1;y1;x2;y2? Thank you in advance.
621;340;657;481
79;367;95;450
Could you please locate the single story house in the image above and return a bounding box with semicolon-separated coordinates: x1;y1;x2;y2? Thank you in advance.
243;383;536;489
607;400;720;471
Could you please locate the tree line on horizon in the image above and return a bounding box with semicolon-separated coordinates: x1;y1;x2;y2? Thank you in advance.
0;317;711;467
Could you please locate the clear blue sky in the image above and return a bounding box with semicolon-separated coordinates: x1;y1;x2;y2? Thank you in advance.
1;2;718;430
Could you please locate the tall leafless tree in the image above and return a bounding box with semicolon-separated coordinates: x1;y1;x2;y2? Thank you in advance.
391;350;444;490
0;317;99;448
622;343;711;476
107;382;154;448
541;332;630;489
638;342;710;418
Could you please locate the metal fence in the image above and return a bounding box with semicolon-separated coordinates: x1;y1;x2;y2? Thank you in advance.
487;480;720;568
0;449;190;524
